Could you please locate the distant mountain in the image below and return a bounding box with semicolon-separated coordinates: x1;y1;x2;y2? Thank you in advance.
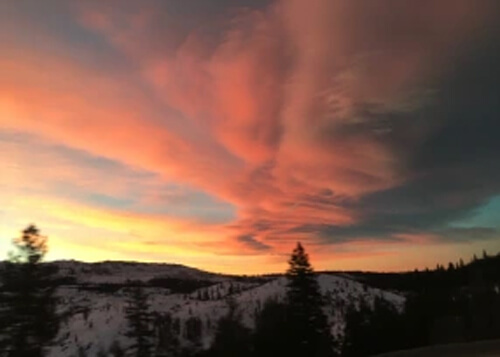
49;260;231;285
29;261;405;357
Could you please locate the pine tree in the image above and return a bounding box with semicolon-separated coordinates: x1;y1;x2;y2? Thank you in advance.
448;262;455;271
253;300;289;357
184;316;203;349
109;340;125;357
285;242;335;357
0;225;60;357
154;313;180;357
342;299;372;357
125;287;153;357
342;296;405;356
208;298;252;357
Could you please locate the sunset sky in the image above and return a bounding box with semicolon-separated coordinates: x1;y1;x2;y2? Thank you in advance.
1;0;500;274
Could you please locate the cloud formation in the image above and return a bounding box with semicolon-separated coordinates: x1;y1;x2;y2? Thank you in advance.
1;0;500;272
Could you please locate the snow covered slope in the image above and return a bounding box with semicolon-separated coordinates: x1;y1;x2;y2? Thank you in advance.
52;260;229;285
42;262;404;357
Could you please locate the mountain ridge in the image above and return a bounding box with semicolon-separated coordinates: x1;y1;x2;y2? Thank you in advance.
20;260;404;356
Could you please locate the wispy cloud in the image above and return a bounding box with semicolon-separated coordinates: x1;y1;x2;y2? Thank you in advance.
1;0;500;272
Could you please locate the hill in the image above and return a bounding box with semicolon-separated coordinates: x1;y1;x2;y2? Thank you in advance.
26;261;404;356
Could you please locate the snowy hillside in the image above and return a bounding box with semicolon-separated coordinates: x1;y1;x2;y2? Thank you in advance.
52;260;230;285
41;262;405;357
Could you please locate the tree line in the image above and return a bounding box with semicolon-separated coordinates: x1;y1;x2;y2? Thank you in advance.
341;251;500;356
0;226;336;357
1;225;500;356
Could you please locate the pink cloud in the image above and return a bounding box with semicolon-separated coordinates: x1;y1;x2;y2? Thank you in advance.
2;0;499;271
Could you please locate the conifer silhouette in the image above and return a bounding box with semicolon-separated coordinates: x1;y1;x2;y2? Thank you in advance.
125;287;153;357
285;242;335;357
0;225;60;357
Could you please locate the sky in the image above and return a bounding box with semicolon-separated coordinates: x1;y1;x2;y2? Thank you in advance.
1;0;500;274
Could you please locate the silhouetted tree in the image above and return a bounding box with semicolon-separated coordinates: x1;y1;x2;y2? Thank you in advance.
285;243;335;357
342;299;372;356
184;317;203;349
343;297;405;356
155;313;180;356
125;287;153;357
253;300;289;357
206;298;252;357
0;225;60;357
109;340;125;357
448;262;455;271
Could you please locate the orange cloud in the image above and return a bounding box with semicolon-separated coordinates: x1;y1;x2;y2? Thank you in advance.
2;0;500;273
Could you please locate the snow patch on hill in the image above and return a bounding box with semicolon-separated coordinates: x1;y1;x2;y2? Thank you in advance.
45;263;404;357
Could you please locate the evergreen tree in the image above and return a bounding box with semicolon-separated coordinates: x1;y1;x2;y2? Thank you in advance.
253;300;289;357
206;298;252;357
285;243;335;357
342;299;372;357
448;262;455;271
154;313;180;357
342;297;405;356
184;317;203;349
0;225;60;357
109;340;126;357
125;287;154;357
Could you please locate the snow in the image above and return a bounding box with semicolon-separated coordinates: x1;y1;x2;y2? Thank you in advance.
53;260;229;285
36;262;405;356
